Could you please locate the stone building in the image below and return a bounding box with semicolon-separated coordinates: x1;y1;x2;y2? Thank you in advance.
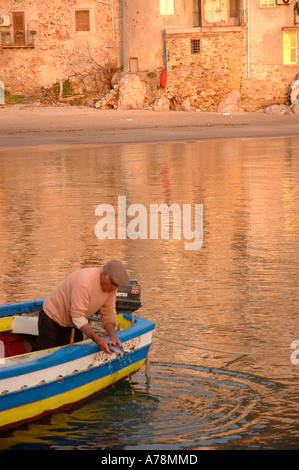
121;0;299;111
242;0;299;110
1;0;299;110
0;0;120;97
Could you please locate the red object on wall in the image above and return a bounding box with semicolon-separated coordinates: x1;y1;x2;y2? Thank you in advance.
161;69;167;88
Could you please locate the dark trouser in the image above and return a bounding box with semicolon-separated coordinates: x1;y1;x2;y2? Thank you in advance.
37;308;83;350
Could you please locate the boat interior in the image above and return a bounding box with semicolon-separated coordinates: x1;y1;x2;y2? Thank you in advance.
0;313;133;364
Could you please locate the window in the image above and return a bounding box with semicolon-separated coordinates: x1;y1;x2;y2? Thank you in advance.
283;30;298;64
75;10;90;31
260;0;276;6
191;39;201;55
13;12;25;45
160;0;175;15
230;0;239;18
0;11;35;48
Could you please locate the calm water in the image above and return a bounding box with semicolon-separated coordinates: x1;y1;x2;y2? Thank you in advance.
0;137;299;449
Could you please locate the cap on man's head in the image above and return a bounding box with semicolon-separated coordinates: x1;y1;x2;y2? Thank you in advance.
103;260;129;287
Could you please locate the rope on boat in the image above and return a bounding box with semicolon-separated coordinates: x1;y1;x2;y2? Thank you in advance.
153;334;250;369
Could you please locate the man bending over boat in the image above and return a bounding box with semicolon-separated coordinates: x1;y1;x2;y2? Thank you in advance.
37;260;129;353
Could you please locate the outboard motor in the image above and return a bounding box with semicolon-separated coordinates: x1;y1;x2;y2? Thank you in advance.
116;278;141;314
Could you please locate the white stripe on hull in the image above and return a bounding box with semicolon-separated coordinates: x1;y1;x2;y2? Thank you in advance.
0;331;153;394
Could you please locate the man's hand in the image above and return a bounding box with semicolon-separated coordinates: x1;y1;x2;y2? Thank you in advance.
80;322;122;354
94;336;112;354
80;323;112;354
109;333;122;347
105;322;122;347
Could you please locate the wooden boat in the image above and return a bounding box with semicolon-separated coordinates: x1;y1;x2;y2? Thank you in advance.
0;280;155;432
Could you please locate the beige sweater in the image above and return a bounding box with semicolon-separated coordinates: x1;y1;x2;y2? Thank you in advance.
43;267;116;329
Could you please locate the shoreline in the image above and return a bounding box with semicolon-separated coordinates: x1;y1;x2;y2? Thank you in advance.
1;105;299;149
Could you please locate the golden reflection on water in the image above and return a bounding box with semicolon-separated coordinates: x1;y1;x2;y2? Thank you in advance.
0;138;299;380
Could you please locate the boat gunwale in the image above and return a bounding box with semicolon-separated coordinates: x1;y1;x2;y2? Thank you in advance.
0;299;44;317
0;313;155;380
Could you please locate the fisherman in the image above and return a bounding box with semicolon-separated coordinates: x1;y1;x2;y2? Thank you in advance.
37;260;129;353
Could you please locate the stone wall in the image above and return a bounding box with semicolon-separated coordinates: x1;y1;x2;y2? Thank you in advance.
2;0;298;111
165;28;247;111
241;65;299;111
0;0;120;96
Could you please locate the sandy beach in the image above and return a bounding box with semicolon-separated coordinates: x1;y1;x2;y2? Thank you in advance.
0;105;299;149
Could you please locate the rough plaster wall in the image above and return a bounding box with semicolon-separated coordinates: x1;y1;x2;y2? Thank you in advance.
120;0;194;73
121;0;164;72
0;0;119;93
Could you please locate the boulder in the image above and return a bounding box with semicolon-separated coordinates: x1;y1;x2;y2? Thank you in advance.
153;95;170;112
290;79;299;105
68;76;84;95
181;97;191;112
217;90;244;113
284;103;299;115
95;88;118;109
118;74;146;110
293;103;299;114
263;104;288;114
82;75;100;94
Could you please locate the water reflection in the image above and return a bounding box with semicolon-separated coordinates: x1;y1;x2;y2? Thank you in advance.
0;137;299;448
0;139;299;370
0;364;293;450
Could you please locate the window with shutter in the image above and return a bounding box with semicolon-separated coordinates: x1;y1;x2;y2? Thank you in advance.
260;0;276;6
160;0;175;15
75;10;90;31
283;30;298;65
